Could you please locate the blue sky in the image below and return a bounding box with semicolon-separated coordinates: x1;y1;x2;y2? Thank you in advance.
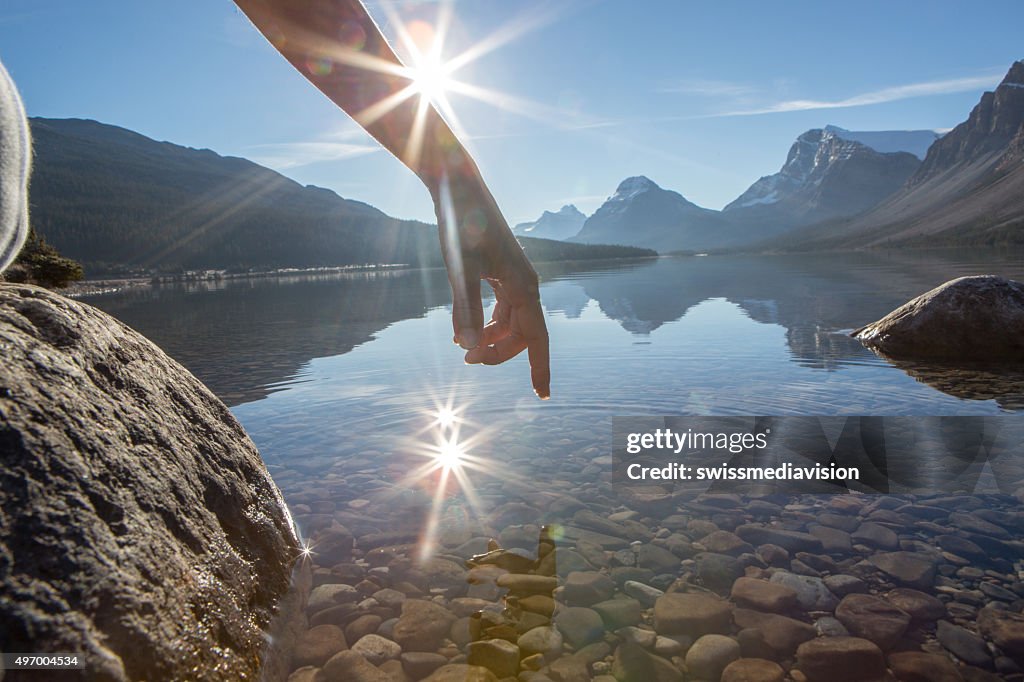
1;1;1021;225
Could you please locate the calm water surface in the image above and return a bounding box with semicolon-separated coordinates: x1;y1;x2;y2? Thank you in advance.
81;247;1024;530
82;250;1024;492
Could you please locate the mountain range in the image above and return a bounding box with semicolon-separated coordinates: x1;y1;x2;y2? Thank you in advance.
21;60;1024;270
561;60;1024;252
25;119;652;276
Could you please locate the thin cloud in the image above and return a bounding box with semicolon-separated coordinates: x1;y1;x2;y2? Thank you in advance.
248;141;381;169
716;72;1003;117
658;78;758;97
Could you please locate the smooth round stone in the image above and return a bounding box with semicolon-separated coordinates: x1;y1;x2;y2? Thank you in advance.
547;656;590;681
795;636;885;682
756;544;790;567
868;552;937;590
685;634;741;681
884;588;946;621
635;544;681;573
392;599;457;652
888;651;964;682
400;652;448;679
286;667;323;682
517;625;563;659
322;650;389;682
731;577;798;613
308;584;359;613
733;610;815;658
574;641;613;666
623;579;664;607
554;607;605;649
370;588;405;609
721;658;785;682
496;573;557;595
808;525;853;553
696;552;743;593
654;635;687;656
702;531;756;556
293;625;349;668
350;634;400;666
466;639;520;678
979;581;1018;602
834;594;911;651
978;606;1024;658
563;571;616;605
822;574;867;598
617;626;656;649
448;597;494;619
851;522;900;550
654;593;733;637
613;641;682;682
345;615;383;645
813;616;849;637
423;663;499;682
519;594;556;617
376;617;398;640
592;597;644;630
769;572;838;612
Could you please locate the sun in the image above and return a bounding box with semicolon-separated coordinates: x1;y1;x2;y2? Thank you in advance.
410;52;453;104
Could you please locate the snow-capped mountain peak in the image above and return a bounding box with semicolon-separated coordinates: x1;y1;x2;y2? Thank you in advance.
512;204;587;241
610;176;659;202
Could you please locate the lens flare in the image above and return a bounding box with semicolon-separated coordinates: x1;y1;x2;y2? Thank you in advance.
436;405;456;428
437;438;464;471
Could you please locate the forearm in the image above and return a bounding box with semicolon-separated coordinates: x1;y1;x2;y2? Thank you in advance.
233;0;474;198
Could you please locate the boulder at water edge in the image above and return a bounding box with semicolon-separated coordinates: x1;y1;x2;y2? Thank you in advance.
853;275;1024;360
0;284;298;680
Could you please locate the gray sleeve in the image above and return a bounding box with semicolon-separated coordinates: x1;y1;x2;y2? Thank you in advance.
0;59;31;273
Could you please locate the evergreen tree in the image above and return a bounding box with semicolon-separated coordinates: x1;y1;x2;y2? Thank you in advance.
6;227;84;288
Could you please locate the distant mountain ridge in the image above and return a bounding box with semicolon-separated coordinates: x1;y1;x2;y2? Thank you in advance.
722;128;922;232
537;60;1024;253
823;125;941;160
768;59;1024;249
513;204;586;241
568;127;922;253
25;118;653;275
570;176;729;252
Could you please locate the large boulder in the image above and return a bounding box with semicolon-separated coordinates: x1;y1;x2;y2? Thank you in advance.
853;276;1024;360
0;284;299;680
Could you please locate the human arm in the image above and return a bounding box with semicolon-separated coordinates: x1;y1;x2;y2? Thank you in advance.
232;0;550;398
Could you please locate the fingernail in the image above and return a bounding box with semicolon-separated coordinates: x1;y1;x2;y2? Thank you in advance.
458;329;480;350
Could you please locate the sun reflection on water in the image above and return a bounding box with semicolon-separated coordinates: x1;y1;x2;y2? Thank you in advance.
397;395;521;563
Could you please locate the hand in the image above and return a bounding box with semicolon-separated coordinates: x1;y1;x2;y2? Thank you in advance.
436;173;550;400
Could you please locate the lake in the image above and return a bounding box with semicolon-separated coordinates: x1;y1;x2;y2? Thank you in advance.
82;249;1024;679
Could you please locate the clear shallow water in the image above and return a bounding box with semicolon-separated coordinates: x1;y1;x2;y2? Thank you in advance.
82;249;1024;678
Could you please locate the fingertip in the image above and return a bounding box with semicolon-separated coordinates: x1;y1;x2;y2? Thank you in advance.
458;328;481;350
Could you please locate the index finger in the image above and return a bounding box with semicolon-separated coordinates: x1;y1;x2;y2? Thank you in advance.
524;301;550;400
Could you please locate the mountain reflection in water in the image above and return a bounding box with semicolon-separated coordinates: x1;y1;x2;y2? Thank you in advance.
82;249;1024;411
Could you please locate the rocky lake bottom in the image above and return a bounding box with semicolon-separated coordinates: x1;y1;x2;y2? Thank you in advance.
269;412;1024;682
